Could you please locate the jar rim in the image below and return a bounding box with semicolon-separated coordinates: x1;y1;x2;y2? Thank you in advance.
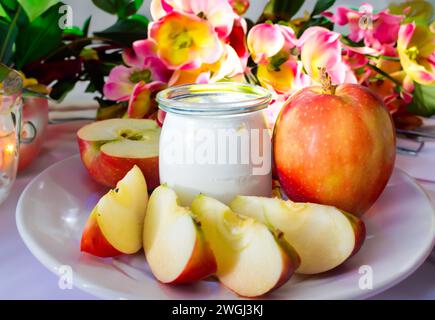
156;82;272;116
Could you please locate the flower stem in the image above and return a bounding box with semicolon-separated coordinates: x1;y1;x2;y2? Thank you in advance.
366;63;403;89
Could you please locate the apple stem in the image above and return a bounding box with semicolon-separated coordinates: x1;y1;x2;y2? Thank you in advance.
319;67;337;95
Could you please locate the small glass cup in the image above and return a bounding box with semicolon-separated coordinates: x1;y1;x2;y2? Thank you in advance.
0;70;23;205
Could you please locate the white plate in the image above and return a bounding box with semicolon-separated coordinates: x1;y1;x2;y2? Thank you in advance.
16;155;435;300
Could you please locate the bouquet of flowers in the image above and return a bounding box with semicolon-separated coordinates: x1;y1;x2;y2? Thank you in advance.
96;0;434;129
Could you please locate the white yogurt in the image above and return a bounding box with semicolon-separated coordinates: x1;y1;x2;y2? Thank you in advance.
157;83;272;205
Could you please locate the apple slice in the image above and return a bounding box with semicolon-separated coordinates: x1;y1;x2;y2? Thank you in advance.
143;185;216;284
230;196;366;274
80;208;122;257
77;119;160;191
191;195;300;298
81;165;148;256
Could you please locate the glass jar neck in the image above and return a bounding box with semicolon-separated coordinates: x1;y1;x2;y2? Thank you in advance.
157;83;272;117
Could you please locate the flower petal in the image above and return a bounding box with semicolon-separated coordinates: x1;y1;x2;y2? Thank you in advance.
127;81;164;118
299;27;345;84
103;82;133;101
248;24;285;63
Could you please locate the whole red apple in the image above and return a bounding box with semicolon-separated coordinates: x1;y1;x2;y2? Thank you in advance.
77;119;160;191
273;81;396;216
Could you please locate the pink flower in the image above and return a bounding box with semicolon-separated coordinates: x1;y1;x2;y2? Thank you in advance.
298;27;356;85
150;0;236;38
149;11;223;70
324;3;403;51
103;39;172;118
247;23;297;64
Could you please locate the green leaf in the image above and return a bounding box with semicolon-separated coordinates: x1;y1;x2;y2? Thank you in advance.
258;0;304;23
49;77;77;101
94;14;148;46
15;3;64;69
311;0;335;17
297;16;334;37
0;17;18;64
118;0;143;18
1;0;28;26
341;35;365;47
63;26;83;37
0;0;18;12
0;3;7;19
92;0;143;18
17;0;58;22
82;16;92;37
407;83;435;117
92;0;117;14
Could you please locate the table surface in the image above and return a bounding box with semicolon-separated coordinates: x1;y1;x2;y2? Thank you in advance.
0;121;434;300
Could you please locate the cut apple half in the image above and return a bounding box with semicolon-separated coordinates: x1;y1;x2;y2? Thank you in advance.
81;165;148;256
143;186;216;284
191;195;300;298
230;196;366;274
77;119;160;191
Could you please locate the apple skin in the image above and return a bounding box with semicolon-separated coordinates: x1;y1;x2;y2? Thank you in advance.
80;209;122;258
341;210;366;256
169;224;217;285
272;232;301;292
274;84;396;216
77;138;160;191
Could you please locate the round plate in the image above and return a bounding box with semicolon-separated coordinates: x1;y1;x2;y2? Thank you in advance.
16;155;435;300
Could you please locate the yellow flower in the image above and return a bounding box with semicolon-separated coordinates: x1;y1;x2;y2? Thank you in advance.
257;57;310;94
397;22;435;85
149;11;223;70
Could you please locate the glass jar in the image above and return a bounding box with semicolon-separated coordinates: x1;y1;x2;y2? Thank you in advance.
157;83;272;205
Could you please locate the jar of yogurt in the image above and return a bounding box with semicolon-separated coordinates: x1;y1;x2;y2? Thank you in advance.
157;83;272;205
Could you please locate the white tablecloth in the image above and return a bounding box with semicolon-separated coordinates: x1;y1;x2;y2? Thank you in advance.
0;121;434;299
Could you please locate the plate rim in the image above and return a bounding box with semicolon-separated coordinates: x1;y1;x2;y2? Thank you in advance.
16;154;435;300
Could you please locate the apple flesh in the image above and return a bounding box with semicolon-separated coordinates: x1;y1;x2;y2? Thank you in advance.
191;195;300;298
143;185;217;284
77;119;160;191
230;196;366;274
81;165;148;256
273;83;395;216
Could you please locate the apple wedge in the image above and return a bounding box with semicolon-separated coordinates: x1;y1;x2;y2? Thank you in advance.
80;208;122;257
143;185;216;284
77;119;160;191
81;165;148;257
230;196;366;274
191;195;300;298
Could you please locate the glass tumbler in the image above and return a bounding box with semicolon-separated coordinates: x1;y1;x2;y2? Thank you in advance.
0;72;22;205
